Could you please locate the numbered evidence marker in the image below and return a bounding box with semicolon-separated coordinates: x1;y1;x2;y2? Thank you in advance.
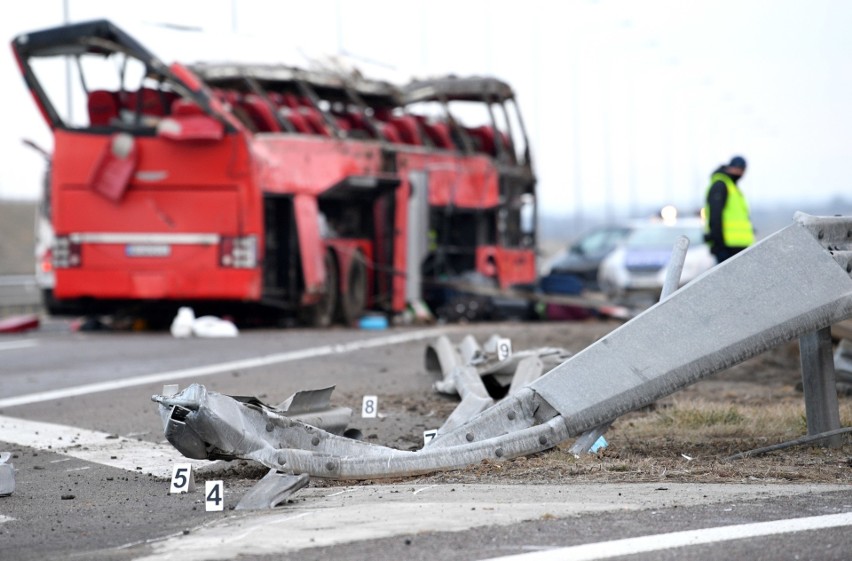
496;338;513;361
423;429;437;446
205;480;224;512
362;395;378;418
169;463;196;494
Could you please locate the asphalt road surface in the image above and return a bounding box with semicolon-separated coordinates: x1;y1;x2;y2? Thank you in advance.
0;319;850;561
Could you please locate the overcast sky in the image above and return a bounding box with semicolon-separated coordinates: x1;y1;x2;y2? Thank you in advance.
3;0;852;226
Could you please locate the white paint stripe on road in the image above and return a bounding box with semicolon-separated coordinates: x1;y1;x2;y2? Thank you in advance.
0;327;451;409
0;415;210;478
485;512;852;561
0;339;38;352
0;515;15;523
126;484;852;561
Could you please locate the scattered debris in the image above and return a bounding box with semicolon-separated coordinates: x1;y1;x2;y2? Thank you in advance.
170;307;238;338
154;214;852;484
235;470;310;510
0;314;39;334
358;314;388;330
724;426;852;461
424;333;571;399
153;384;353;463
0;452;14;496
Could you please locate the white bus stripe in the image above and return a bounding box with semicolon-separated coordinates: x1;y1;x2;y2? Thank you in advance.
485;512;852;561
0;327;451;409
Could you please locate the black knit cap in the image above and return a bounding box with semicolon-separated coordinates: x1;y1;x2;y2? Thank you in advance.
728;155;747;169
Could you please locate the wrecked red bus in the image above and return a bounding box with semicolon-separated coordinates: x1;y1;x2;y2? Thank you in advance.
12;20;536;325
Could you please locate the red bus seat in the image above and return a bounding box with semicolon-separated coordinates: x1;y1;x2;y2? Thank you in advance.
242;94;282;132
466;126;497;156
121;87;175;117
389;116;422;145
381;122;402;143
421;120;454;149
296;97;330;136
171;98;204;116
88;90;119;126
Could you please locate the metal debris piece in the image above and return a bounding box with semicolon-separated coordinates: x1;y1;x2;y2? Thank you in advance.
0;452;14;496
725;426;852;461
235;470;310;510
424;334;571;398
154;213;852;480
154;384;353;462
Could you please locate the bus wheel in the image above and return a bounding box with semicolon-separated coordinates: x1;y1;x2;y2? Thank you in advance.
336;250;367;326
299;251;338;328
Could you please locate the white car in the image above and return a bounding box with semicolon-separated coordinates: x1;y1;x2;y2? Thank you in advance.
597;217;715;305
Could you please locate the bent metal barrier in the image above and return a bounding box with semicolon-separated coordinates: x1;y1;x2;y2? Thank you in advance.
153;213;852;479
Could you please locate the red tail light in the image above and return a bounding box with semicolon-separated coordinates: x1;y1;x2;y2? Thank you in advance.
53;237;81;268
40;248;54;274
219;235;257;268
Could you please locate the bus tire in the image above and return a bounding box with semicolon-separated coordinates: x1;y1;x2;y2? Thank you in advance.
336;250;367;326
299;251;338;328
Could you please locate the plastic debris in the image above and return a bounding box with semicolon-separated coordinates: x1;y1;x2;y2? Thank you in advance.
170;307;195;338
0;314;39;334
589;436;608;453
358;314;388;330
170;307;238;338
192;315;238;338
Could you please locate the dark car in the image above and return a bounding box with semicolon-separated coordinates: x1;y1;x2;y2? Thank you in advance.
540;225;635;291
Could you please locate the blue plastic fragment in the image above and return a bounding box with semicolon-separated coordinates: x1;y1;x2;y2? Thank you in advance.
359;314;388;330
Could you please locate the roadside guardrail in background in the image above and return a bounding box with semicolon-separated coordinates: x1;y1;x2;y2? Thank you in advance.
0;275;42;317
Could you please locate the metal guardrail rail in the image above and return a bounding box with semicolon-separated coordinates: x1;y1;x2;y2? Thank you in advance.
0;275;42;317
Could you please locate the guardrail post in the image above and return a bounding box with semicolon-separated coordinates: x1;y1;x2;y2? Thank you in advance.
799;327;842;447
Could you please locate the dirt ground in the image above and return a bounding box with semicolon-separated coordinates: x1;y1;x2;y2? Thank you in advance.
319;318;852;487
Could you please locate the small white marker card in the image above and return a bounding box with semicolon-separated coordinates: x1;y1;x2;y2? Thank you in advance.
169;463;195;494
496;338;513;361
362;395;378;418
423;429;437;446
205;481;224;512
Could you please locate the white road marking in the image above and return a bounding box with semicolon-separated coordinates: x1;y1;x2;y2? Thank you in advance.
485;512;852;561
0;515;15;524
0;327;451;409
0;339;38;352
127;485;851;561
0;415;210;478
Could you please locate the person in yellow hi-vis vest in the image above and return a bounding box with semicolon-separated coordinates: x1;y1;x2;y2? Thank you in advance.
704;155;755;263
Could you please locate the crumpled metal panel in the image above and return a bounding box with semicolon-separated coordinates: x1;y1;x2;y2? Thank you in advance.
235;470;310;510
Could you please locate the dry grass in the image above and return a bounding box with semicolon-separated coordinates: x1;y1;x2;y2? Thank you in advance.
421;396;852;486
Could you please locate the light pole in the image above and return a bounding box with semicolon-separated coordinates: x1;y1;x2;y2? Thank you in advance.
64;0;72;123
